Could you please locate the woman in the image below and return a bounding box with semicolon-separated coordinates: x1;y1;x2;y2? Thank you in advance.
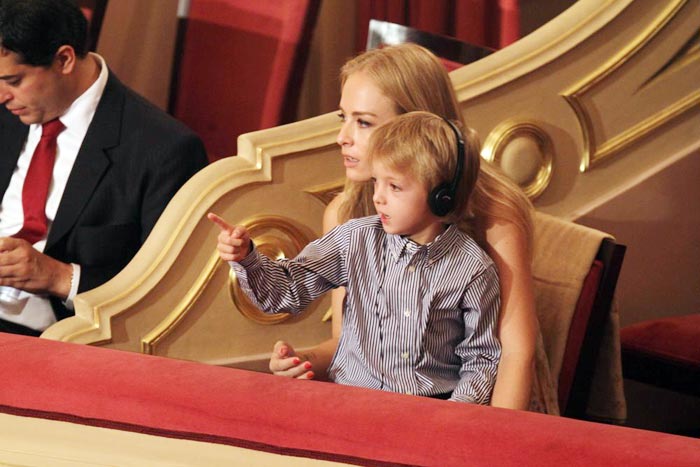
269;44;538;410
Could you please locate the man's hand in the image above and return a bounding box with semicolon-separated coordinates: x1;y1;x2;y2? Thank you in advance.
207;213;252;262
0;237;73;299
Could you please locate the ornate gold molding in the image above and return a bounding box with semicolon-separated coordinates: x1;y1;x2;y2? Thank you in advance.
141;250;222;354
561;0;693;171
305;179;345;206
141;215;315;354
482;120;554;199
229;216;314;325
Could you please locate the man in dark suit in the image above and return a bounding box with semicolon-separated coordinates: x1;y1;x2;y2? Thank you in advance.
0;0;208;335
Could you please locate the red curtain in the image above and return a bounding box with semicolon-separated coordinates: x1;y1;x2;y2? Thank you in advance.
356;0;520;51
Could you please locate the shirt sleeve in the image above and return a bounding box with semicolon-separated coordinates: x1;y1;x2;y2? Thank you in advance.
230;224;351;315
450;263;502;404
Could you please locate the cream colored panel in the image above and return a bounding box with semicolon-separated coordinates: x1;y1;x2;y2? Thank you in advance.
43;115;344;365
0;413;347;467
451;0;700;216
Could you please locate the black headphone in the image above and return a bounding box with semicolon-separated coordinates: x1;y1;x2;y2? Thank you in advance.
428;118;465;217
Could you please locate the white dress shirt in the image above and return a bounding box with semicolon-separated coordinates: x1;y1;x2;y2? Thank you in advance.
0;53;109;330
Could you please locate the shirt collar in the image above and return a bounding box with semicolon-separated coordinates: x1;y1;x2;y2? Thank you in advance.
55;53;109;134
385;223;461;265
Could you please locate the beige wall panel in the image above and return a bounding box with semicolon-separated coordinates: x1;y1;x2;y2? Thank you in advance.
97;0;179;109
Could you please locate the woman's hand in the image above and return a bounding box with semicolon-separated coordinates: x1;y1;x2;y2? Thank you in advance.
269;340;315;379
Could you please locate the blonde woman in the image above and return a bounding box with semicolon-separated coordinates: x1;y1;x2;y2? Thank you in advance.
269;44;538;411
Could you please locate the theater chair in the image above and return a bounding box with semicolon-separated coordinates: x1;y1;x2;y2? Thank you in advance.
76;0;109;51
532;213;627;420
620;314;700;398
366;19;494;71
169;0;321;161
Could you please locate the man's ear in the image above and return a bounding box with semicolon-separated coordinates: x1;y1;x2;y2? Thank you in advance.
54;45;77;74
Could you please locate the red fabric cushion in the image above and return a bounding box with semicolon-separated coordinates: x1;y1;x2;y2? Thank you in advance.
1;333;699;466
621;314;700;367
558;259;603;410
173;0;318;160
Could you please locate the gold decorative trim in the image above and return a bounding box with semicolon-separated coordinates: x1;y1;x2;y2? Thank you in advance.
62;116;340;344
229;215;315;325
639;28;700;91
305;179;345;206
482;120;554;200
452;0;621;93
141;215;316;354
561;0;690;171
141;251;222;354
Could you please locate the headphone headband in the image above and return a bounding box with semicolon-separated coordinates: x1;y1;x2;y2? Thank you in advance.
427;118;465;217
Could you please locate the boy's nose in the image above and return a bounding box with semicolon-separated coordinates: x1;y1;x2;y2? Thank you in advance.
373;189;385;205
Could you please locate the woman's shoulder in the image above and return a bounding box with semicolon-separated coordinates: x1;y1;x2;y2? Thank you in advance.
482;217;532;269
323;192;345;234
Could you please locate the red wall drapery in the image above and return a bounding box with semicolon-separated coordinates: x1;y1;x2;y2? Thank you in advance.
356;0;520;51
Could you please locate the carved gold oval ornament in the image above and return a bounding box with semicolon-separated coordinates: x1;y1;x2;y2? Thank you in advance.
481;120;554;199
229;215;313;324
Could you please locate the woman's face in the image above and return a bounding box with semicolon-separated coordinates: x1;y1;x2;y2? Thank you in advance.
337;71;398;182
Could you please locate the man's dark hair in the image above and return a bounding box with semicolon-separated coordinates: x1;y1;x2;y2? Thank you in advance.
0;0;88;66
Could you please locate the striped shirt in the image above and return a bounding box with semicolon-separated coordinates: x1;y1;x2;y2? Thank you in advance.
232;215;501;404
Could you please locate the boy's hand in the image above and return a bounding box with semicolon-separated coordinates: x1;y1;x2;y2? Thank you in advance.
207;213;251;262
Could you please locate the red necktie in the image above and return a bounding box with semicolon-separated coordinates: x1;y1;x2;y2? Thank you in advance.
14;119;65;245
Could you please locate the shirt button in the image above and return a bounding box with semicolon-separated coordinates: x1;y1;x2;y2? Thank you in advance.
404;310;411;317
401;352;409;360
408;265;416;272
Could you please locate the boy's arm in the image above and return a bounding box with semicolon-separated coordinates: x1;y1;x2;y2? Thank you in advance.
208;213;349;315
450;264;502;404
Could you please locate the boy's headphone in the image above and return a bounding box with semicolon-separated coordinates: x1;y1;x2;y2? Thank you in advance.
428;118;465;217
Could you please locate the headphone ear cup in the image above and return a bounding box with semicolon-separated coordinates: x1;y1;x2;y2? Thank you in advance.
428;183;454;217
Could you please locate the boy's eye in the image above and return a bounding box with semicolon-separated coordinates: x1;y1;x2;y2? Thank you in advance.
390;184;401;191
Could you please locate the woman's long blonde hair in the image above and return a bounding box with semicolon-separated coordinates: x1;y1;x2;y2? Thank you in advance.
337;43;533;252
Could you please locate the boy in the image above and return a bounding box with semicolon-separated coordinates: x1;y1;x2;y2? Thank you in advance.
209;112;501;404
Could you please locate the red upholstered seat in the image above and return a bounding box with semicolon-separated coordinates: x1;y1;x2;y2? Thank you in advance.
2;333;699;466
557;238;626;419
76;0;109;51
621;314;700;396
170;0;321;161
558;259;603;412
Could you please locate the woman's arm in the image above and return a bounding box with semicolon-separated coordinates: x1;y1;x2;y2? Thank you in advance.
268;194;345;379
484;220;537;410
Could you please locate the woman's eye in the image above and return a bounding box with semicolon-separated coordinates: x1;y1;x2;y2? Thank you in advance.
390;184;401;191
358;119;372;128
337;112;346;122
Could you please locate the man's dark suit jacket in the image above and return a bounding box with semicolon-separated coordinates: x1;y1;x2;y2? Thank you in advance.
0;72;208;321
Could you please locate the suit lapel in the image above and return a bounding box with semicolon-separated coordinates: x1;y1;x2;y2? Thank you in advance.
46;73;124;249
0;110;29;196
